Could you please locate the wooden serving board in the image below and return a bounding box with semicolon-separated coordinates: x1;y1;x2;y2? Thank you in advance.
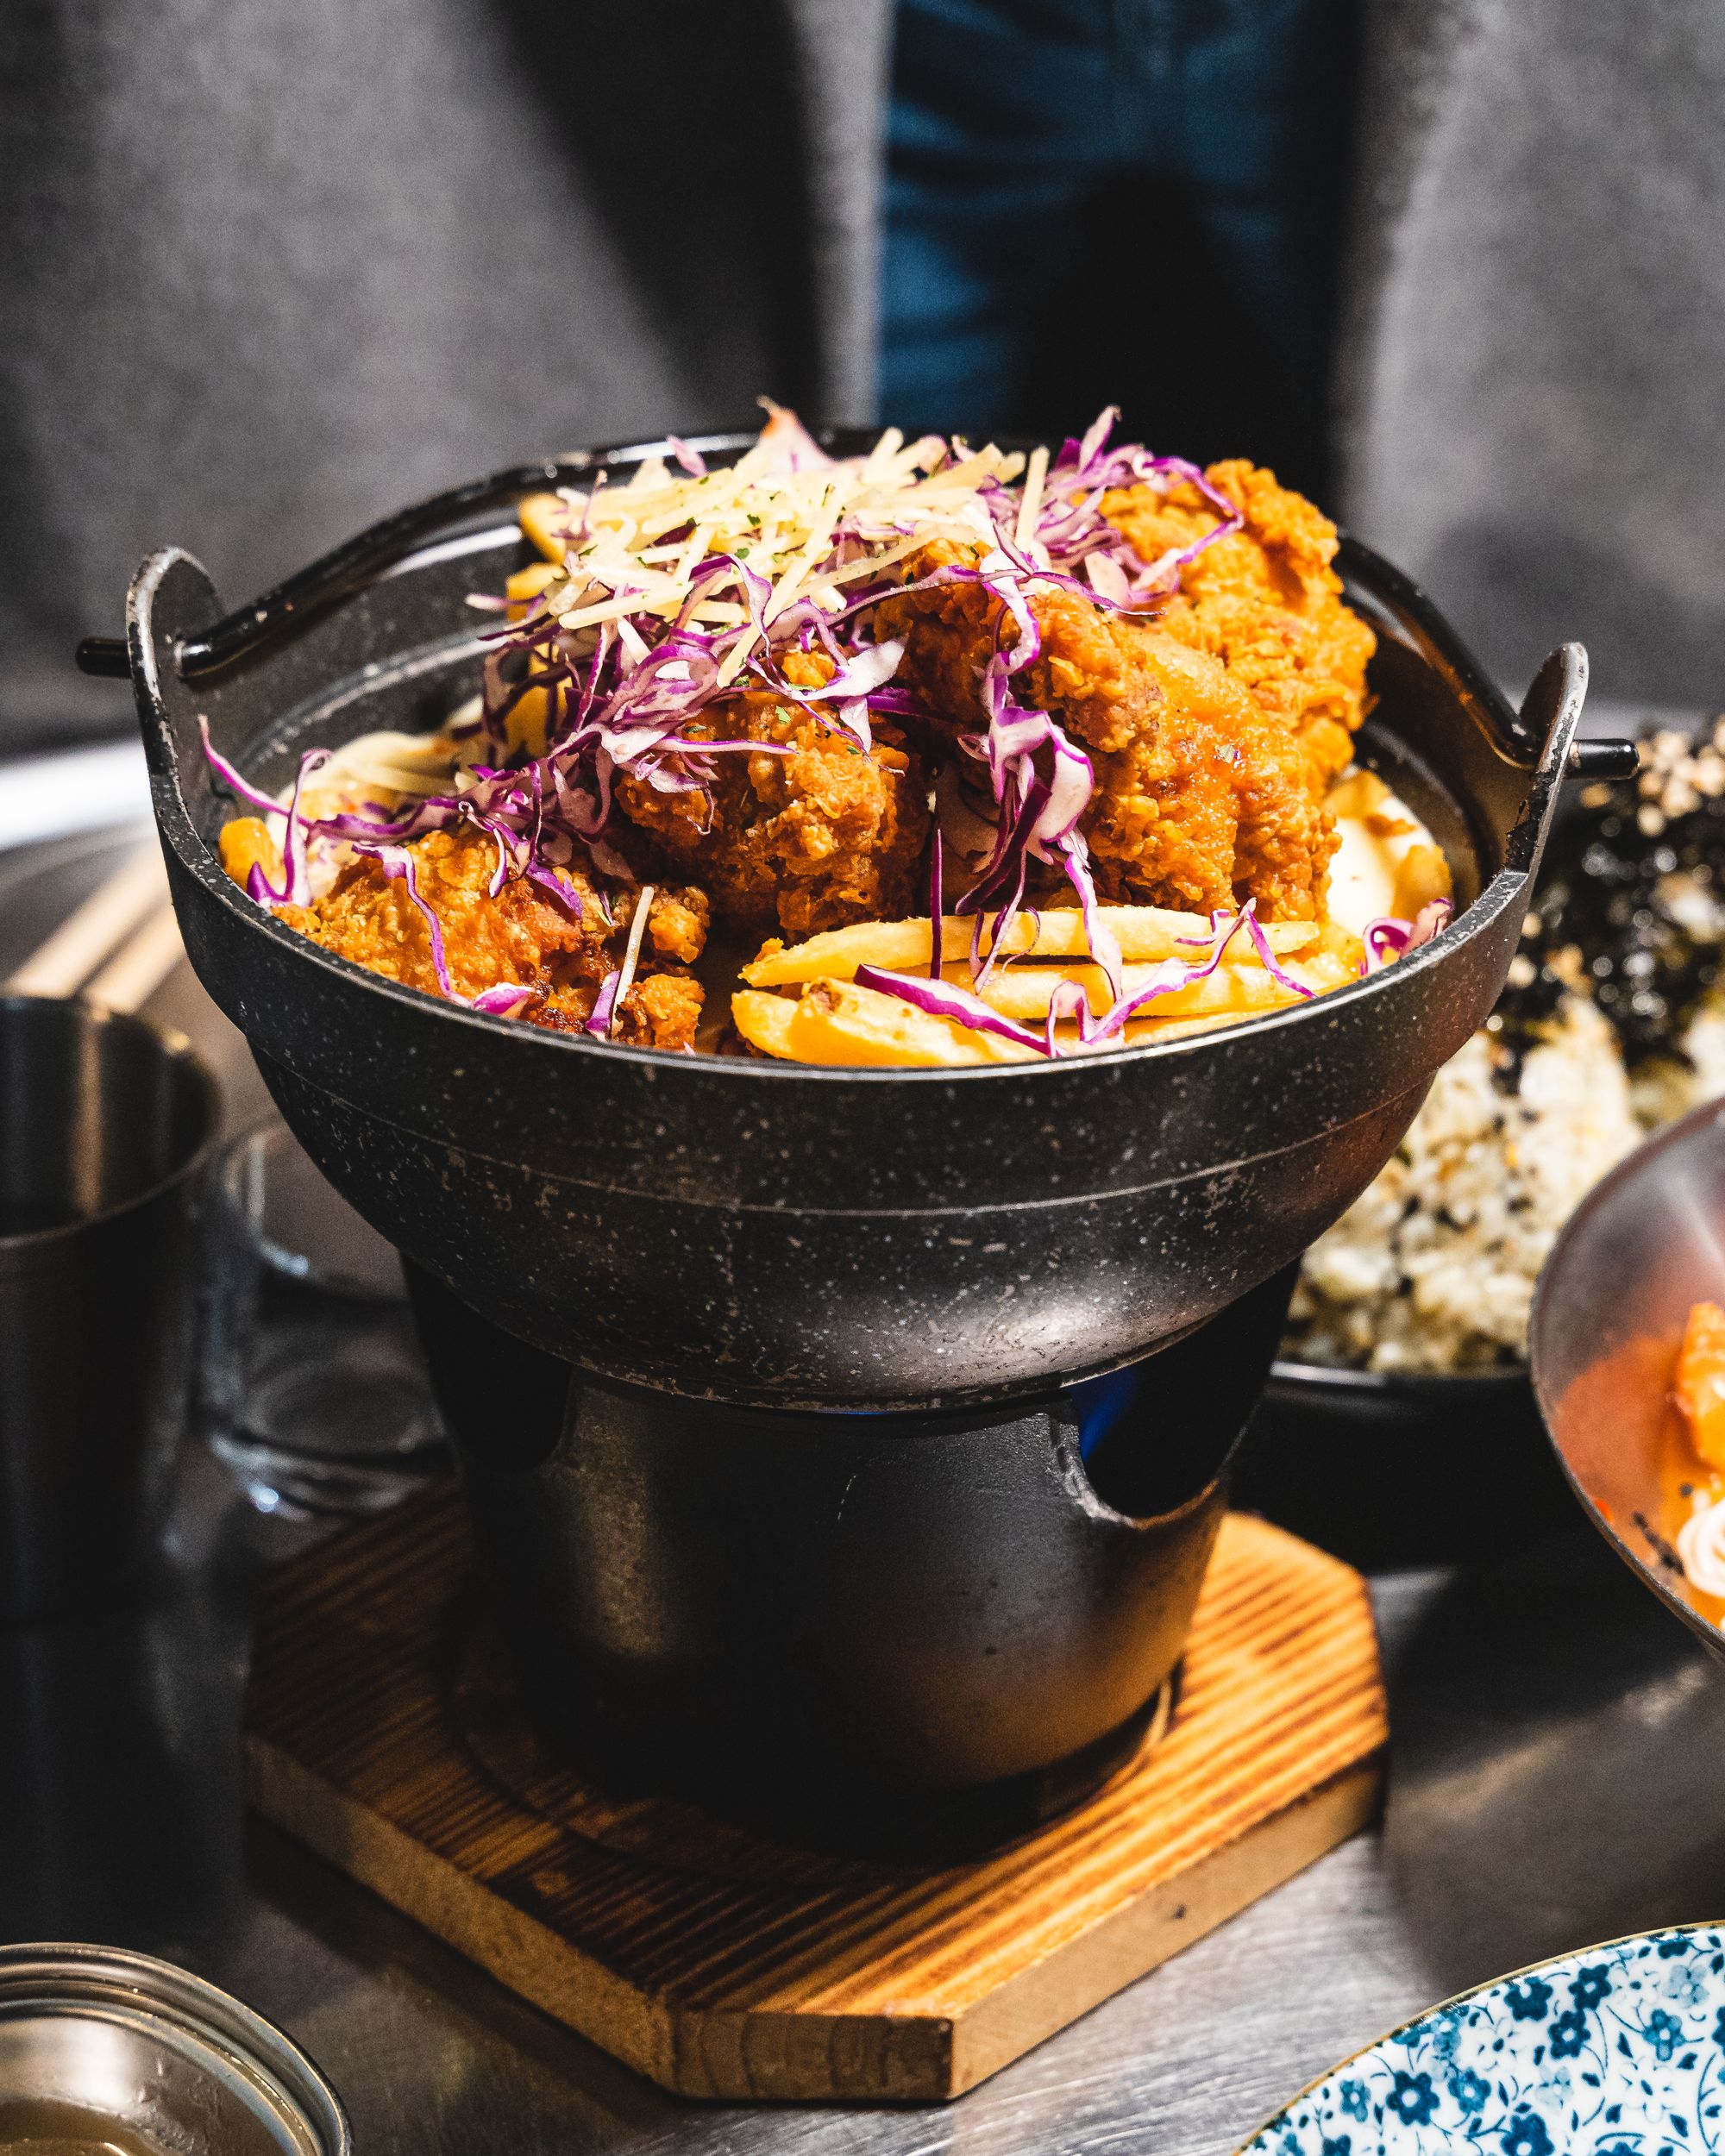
246;1498;1386;2103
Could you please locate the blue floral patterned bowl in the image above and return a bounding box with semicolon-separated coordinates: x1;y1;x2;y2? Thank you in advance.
1239;1926;1725;2156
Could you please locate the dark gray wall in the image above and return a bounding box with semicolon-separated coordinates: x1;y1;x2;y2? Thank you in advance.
1339;0;1725;710
5;0;1719;749
0;0;889;749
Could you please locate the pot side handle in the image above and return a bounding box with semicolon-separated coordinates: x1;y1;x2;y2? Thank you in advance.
1509;642;1590;884
1568;736;1639;781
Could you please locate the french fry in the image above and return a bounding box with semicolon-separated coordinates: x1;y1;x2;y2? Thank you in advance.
1120;1012;1247;1045
734;983;1257;1069
975;961;1297;1022
732;896;1371;1067
731;989;800;1060
1049;1011;1245;1054
1391;843;1451;920
735;974;1306;1068
218;817;281;893
1311;919;1367;970
792;981;1034;1066
506;561;562;614
742;906;1319;987
977;966;1270;1022
501;683;554;759
733;983;1035;1066
1009;905;1322;959
1325;768;1393;821
518;492;572;564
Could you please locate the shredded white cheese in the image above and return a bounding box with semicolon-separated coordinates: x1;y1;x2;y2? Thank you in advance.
525;416;1030;678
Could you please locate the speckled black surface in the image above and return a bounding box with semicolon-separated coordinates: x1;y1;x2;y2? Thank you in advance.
407;1260;1300;1827
124;436;1585;1412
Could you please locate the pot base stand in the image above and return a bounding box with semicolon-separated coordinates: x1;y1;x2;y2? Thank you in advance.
245;1497;1385;2103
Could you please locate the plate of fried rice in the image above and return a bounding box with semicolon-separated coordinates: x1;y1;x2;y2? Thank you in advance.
1243;724;1725;1565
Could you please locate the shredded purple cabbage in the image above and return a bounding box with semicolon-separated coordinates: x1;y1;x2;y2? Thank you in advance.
471;983;537;1017
1034;906;1256;1052
928;828;944;983
358;843;455;997
1360;898;1453;975
854;901;1306;1059
853;966;1048;1055
1239;907;1317;1000
1407;898;1453;950
586;970;622;1037
203;412;1258;1037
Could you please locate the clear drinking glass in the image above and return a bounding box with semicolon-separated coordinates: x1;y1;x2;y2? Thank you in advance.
201;1119;448;1516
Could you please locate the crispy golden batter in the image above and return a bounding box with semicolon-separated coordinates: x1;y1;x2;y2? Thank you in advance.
1037;590;1333;917
613;648;930;938
877;541;1333;918
530;970;706;1050
1101;460;1373;792
276;824;710;1050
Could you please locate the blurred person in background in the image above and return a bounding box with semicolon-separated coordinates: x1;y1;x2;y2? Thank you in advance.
1;0;1720;765
884;0;1725;715
882;0;1360;498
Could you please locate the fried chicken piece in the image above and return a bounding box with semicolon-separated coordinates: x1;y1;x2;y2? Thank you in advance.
277;825;608;997
613;648;930;938
1038;592;1333;916
528;971;706;1050
630;881;710;967
877;542;1333;918
276;824;710;1048
1101;460;1374;792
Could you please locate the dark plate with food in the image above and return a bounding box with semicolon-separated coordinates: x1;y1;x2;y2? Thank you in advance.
1234;1363;1563;1571
104;411;1594;1833
1534;1096;1725;1657
1251;728;1725;1569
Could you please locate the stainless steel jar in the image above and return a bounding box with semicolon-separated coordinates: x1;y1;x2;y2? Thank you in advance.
0;1944;348;2155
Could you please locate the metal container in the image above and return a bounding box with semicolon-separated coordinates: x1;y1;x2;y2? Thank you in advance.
0;995;219;1623
0;1943;348;2154
107;430;1596;1839
119;432;1589;1413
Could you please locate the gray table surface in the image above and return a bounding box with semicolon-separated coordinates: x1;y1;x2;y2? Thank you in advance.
5;831;1725;2156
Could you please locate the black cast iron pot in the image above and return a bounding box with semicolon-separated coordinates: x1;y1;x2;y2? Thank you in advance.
105;431;1604;1839
116;435;1590;1412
